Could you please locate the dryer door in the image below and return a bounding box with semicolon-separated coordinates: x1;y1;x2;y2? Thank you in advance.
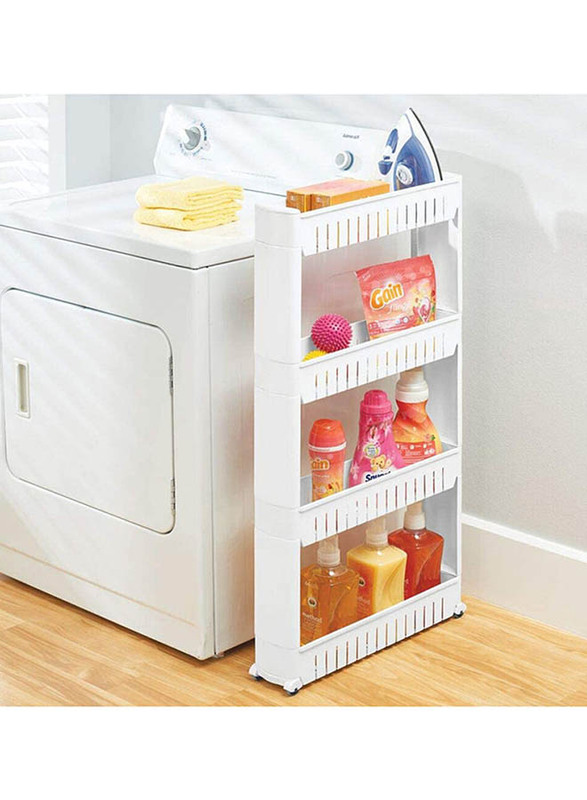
1;290;175;533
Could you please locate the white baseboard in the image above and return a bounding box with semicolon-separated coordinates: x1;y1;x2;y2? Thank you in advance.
462;514;587;638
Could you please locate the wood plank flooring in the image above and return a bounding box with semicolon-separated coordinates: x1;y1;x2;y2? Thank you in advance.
0;574;585;706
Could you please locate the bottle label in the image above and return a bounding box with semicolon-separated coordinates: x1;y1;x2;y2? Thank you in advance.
349;418;404;486
301;607;322;642
354;569;373;618
397;441;438;463
357;593;373;617
310;447;345;502
393;401;441;465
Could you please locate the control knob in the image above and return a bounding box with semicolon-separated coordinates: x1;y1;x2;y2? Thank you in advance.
183;126;204;152
335;150;354;171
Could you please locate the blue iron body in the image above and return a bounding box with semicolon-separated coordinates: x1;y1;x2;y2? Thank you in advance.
378;108;442;190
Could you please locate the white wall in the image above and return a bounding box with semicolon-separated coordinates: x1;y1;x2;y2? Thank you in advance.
52;95;111;190
105;95;587;560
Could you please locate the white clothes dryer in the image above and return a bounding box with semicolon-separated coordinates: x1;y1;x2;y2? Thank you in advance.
0;105;386;657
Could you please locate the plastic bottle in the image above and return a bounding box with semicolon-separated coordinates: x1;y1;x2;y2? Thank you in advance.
346;517;407;619
388;501;444;598
349;389;404;487
392;367;442;464
309;419;346;502
300;535;360;645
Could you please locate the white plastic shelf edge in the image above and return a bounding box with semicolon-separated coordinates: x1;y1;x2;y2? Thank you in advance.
256;312;460;402
299;311;460;402
299;175;460;256
253;575;462;690
256;446;461;544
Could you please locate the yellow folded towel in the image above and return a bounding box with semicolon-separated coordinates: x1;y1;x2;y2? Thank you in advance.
134;206;239;232
138;196;242;216
136;176;243;211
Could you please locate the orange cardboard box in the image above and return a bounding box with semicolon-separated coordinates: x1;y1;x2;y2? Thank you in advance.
286;178;389;212
311;179;390;209
286;179;353;212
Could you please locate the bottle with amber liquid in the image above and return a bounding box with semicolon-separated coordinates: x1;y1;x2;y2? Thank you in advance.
300;535;359;645
346;517;407;619
388;501;444;599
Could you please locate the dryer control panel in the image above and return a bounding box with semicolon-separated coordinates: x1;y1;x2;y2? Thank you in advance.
154;105;388;195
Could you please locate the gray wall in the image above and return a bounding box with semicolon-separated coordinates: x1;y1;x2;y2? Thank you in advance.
102;95;587;552
51;95;111;191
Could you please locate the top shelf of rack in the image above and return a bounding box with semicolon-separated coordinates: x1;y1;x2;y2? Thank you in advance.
256;173;461;257
254;175;462;379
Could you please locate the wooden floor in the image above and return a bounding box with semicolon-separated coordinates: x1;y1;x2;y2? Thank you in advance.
0;574;585;706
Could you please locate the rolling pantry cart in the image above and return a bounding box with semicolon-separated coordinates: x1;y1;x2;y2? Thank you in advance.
250;174;465;694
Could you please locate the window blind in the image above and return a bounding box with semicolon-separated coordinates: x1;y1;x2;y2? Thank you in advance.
0;94;49;205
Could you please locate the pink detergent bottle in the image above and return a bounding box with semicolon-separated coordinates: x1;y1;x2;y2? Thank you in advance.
349;389;405;486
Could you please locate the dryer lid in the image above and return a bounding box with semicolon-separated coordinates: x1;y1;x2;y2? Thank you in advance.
0;176;264;269
0;105;388;268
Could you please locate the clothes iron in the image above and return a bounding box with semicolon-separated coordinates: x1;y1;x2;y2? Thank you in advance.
378;108;442;189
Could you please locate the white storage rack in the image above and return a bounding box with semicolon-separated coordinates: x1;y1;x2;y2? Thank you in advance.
250;174;465;694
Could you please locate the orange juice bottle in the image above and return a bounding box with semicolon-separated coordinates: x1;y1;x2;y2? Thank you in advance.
346;518;406;619
392;367;442;464
300;536;360;645
388;501;444;598
309;419;346;502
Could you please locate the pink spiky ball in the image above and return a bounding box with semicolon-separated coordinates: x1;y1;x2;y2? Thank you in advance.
311;314;352;353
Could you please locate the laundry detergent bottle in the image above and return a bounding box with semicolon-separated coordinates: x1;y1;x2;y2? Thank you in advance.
346;517;407;619
300;535;360;645
388;501;444;598
349;389;404;486
392;367;442;464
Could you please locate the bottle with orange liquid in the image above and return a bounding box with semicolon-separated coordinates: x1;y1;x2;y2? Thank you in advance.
346;517;406;619
300;535;359;645
388;501;444;599
392;367;442;464
309;419;346;502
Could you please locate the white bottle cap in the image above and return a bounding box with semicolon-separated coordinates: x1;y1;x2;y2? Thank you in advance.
365;517;389;548
404;501;426;531
395;367;429;403
317;535;341;567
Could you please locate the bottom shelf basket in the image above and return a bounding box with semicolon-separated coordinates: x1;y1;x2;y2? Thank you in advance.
251;573;465;694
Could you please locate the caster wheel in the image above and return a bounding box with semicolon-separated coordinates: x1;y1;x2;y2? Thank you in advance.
453;601;467;619
283;678;303;696
254;675;263;682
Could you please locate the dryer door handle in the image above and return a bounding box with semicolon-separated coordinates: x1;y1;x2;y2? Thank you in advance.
15;359;30;418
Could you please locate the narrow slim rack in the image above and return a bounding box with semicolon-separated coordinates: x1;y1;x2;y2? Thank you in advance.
251;174;465;694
